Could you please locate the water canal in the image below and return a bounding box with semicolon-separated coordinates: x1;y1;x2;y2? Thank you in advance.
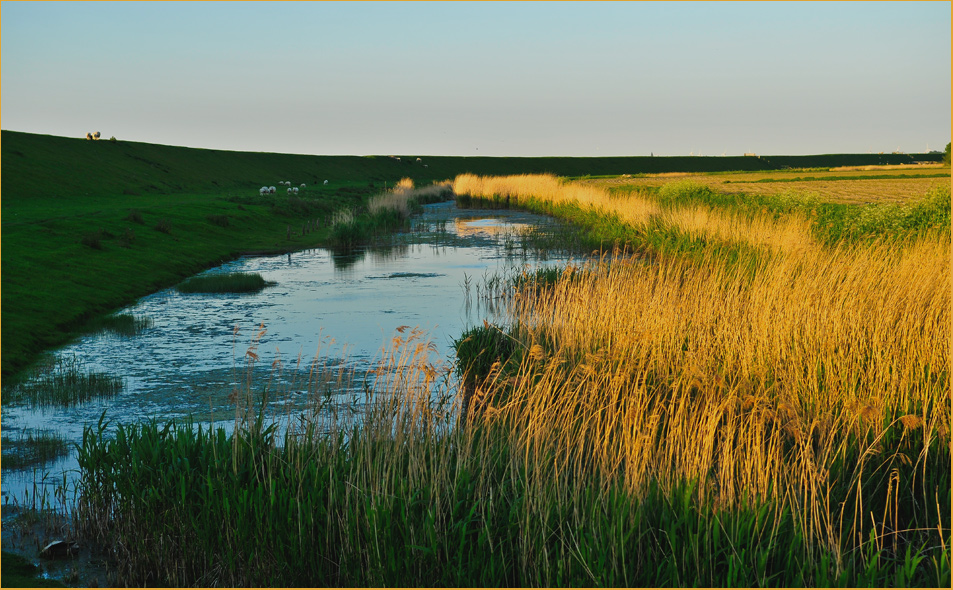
1;201;580;509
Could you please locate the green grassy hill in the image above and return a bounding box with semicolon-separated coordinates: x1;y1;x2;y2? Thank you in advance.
3;130;941;201
0;129;943;377
2;131;409;377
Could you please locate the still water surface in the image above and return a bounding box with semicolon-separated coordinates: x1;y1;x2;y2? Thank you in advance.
1;202;577;506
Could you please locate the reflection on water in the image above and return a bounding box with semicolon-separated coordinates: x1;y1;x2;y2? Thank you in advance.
454;217;531;236
0;202;579;507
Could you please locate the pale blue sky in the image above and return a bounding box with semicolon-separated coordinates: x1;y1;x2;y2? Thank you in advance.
2;1;949;156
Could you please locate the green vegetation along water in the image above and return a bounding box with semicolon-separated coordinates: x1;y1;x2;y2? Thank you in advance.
2;130;948;587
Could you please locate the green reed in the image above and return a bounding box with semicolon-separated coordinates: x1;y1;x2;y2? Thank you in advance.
72;326;950;587
5;357;123;408
176;272;272;294
74;411;948;587
92;313;152;337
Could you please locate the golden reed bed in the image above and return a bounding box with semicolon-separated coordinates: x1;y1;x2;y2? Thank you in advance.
453;173;949;556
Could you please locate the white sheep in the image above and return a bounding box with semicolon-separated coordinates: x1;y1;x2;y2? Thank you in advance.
323;180;328;185
300;183;306;188
293;187;299;194
259;186;269;195
416;157;422;163
287;187;293;194
269;186;276;194
93;131;101;140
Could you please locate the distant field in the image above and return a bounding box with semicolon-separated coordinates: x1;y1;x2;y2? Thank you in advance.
584;164;951;204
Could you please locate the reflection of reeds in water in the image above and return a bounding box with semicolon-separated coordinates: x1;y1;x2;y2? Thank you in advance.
1;428;70;471
368;179;454;218
330;180;454;251
223;324;385;437
452;217;530;237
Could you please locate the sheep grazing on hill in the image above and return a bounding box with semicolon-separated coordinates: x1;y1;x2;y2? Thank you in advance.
416;157;422;163
269;186;276;194
292;187;299;194
86;133;93;140
323;180;328;185
300;183;306;189
287;187;293;194
259;186;269;195
93;131;101;140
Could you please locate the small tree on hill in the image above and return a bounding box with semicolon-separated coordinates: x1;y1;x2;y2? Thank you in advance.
944;142;950;164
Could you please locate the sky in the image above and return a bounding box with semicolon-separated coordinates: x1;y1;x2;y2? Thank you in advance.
1;1;950;157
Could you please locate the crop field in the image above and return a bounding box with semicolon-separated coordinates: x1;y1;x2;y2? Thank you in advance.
581;164;951;204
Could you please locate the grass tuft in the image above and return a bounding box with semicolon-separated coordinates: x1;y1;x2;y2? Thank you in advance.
80;231;104;250
4;357;123;407
154;218;172;234
176;272;272;294
205;214;230;228
1;429;71;471
124;209;144;224
92;313;152;337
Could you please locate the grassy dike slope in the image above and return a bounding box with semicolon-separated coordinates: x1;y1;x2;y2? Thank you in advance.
1;129;942;378
1;130;400;378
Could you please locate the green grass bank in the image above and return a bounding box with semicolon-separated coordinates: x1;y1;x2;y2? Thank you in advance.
1;131;390;377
